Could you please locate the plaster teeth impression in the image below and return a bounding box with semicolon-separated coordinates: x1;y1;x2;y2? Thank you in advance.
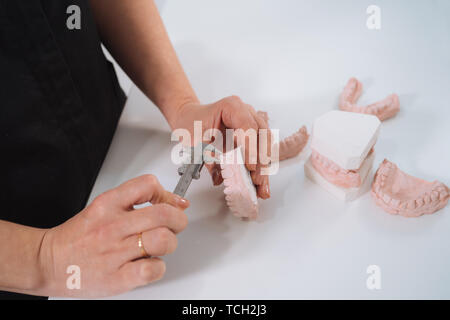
339;77;400;121
278;126;309;161
311;148;374;188
371;159;449;217
256;110;309;161
220;147;259;219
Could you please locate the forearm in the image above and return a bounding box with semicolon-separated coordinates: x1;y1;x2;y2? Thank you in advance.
89;0;198;128
0;220;49;295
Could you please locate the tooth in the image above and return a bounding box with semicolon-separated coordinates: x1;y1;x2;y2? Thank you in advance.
391;199;400;207
223;180;232;187
415;198;424;207
431;191;439;201
423;194;431;204
383;194;391;204
440;191;448;201
399;201;407;210
407;200;416;210
380;181;385;187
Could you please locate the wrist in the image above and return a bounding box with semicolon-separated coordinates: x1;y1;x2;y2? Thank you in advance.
35;227;57;296
165;97;200;130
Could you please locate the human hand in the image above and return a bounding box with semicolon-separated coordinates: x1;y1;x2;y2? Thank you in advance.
171;96;271;199
39;175;189;298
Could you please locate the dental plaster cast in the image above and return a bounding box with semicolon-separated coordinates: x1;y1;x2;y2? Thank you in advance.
372;159;449;217
278;126;309;161
339;77;400;121
306;111;380;201
311;148;374;189
304;156;374;201
311;111;380;170
256;110;309;161
220;147;259;219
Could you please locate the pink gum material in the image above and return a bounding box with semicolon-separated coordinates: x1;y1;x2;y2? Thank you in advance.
371;159;449;217
339;78;400;121
310;149;373;188
255;110;309;162
278;126;309;161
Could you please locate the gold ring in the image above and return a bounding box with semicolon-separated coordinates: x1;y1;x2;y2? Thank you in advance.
138;233;150;258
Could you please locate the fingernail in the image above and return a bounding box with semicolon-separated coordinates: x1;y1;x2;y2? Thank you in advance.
265;184;270;196
174;195;190;208
262;184;270;199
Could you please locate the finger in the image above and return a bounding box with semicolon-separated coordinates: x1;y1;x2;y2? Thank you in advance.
250;165;271;199
120;203;188;237
252;109;269;130
206;163;223;186
249;106;272;161
121;227;178;262
256;110;269;126
248;107;272;198
117;257;166;291
113;174;189;210
256;175;271;199
219;97;259;171
250;166;265;186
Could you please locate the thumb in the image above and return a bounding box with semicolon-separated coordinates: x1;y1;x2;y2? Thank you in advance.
114;174;190;210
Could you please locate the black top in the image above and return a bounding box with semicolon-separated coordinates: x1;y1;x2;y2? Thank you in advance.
0;0;126;299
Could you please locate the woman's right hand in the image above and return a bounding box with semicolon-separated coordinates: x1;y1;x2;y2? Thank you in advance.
39;174;189;298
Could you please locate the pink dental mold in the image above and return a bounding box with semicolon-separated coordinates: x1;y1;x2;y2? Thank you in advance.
256;110;309;161
278;126;309;161
311;148;374;189
220;148;259;219
339;77;400;121
372;159;449;217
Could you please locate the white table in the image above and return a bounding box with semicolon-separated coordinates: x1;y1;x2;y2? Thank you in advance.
61;0;450;299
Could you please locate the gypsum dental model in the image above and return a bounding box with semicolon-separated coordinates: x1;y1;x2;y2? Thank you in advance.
304;156;374;201
311;148;374;189
311;111;380;170
339;77;400;121
256;110;309;161
278;126;309;161
371;159;449;217
220;147;259;219
306;111;381;201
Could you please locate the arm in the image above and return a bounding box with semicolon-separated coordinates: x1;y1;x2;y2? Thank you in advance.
90;0;271;198
0;221;48;295
89;0;198;128
0;176;189;297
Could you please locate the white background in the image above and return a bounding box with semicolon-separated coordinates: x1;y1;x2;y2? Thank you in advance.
68;0;450;299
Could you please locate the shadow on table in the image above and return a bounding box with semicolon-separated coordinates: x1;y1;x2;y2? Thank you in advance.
151;187;241;285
